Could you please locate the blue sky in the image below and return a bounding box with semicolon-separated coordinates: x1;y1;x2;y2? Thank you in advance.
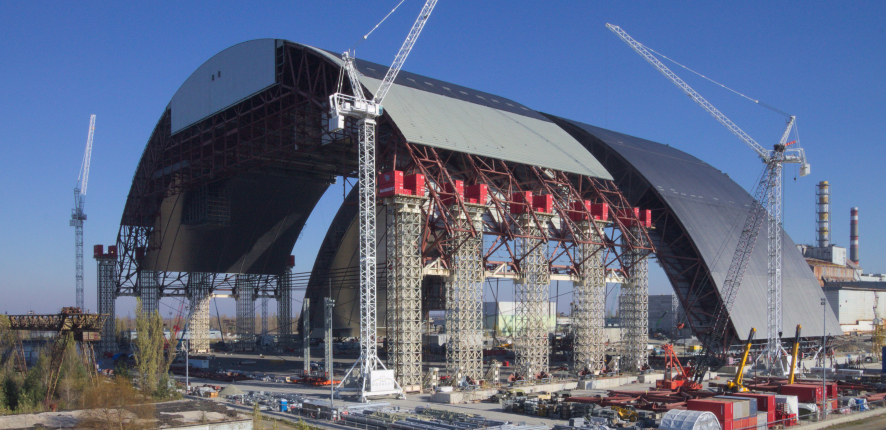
0;1;883;317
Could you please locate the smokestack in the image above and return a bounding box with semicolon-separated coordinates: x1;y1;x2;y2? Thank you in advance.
850;207;859;265
816;181;830;247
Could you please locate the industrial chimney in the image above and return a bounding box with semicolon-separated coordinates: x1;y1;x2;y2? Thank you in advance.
816;181;830;247
850;207;859;265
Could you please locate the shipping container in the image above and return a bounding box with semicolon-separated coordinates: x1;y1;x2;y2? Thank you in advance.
465;184;487;205
511;191;532;214
779;384;823;403
442;180;465;205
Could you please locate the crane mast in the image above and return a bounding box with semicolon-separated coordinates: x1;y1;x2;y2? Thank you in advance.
71;115;96;311
329;0;438;402
606;24;810;375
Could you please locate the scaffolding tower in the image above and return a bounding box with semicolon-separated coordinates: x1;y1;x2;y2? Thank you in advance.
515;212;553;377
325;297;335;382
261;297;269;336
139;270;160;315
235;275;256;352
96;251;117;354
620;226;650;372
187;272;212;353
385;195;425;391
278;265;294;349
573;220;606;374
445;204;486;380
303;298;311;373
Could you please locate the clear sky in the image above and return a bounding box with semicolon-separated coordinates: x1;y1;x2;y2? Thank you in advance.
1;1;883;317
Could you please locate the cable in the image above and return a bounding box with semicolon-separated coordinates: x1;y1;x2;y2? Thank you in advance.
350;0;407;53
642;43;793;118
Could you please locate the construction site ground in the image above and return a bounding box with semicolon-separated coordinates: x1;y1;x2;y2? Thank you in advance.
162;333;886;429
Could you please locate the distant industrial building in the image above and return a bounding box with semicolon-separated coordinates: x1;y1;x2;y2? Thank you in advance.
648;294;685;334
482;302;557;336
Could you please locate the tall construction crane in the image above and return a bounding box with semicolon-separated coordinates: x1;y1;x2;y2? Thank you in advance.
606;24;810;378
329;0;438;402
71;115;96;310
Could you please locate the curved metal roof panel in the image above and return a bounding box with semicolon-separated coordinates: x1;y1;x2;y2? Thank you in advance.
556;119;841;338
308;44;612;180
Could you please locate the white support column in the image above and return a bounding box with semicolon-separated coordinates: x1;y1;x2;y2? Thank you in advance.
620;225;649;372
385;194;425;391
515;212;552;378
187;272;212;353
573;220;606;374
445;204;485;380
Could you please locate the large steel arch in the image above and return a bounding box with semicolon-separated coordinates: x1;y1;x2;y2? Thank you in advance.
547;116;840;342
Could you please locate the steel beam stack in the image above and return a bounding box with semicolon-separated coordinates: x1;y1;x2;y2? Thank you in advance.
620;226;649;372
445;204;485;380
385;195;425;391
515;213;552;377
235;275;256;351
187;272;212;353
572;221;606;374
139;270;160;315
278;265;294;349
95;252;117;354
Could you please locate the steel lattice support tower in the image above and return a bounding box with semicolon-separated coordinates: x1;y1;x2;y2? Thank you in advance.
385;195;425;391
139;270;159;315
766;163;784;368
303;298;311;373
72;193;85;310
444;204;486;380
278;266;294;349
95;254;117;354
187;272;211;353
572;220;606;374
620;226;650;372
235;275;256;352
325;297;335;381
261;297;269;336
515;213;552;377
671;293;679;341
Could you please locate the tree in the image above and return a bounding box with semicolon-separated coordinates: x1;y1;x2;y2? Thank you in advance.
133;299;175;398
253;402;264;430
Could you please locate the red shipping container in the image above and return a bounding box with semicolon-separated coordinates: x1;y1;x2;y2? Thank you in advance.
287;255;295;267
590;203;609;221
617;207;641;226
465;184;488;205
639;208;653;227
688;399;733;427
779;384;823;403
379;170;404;197
108;245;117;257
569;200;591;221
825;382;838;398
533;194;553;213
94;244;104;258
732;392;776;428
511;191;533;214
404;173;425;196
442;180;465;205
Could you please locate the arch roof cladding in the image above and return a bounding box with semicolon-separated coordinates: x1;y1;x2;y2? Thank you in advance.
168;38;610;180
556;118;841;338
312;44;612;180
